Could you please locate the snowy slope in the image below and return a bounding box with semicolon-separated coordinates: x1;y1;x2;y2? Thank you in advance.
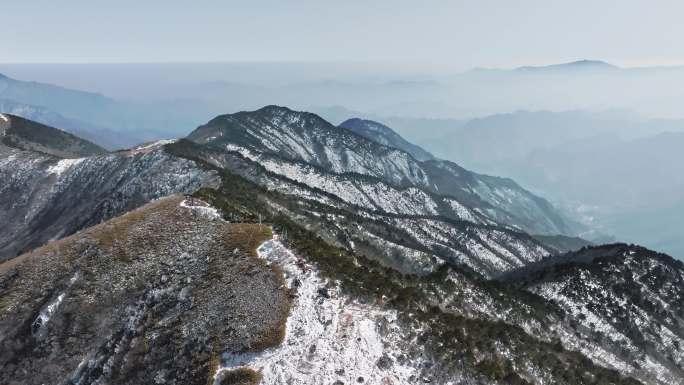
339;117;436;161
0;197;289;385
187;106;580;236
512;244;684;385
215;235;424;385
168;140;556;277
0;139;219;261
0;114;669;385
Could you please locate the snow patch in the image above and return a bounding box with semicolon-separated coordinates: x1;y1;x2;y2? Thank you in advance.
35;293;66;332
179;199;221;220
128;139;177;155
214;236;422;385
32;271;80;336
47;158;84;176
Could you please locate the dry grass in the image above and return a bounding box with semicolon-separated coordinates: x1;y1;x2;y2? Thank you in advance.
94;197;182;261
219;223;291;352
1;195;291;384
207;355;221;385
220;223;272;258
216;368;262;385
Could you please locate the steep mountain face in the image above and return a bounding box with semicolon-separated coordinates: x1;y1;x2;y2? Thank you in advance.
0;115;554;277
504;244;684;385
187;105;579;236
164;170;645;385
338;117;436;161
0;196;289;385
0;134;219;261
160;147;677;385
0;113;106;158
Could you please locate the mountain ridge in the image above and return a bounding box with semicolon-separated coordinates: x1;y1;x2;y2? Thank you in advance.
516;59;619;72
338;117;436;161
0;99;141;150
1;112;678;384
0;113;107;158
502;244;684;384
187;105;582;237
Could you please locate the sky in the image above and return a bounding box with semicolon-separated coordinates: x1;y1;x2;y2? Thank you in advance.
2;0;683;70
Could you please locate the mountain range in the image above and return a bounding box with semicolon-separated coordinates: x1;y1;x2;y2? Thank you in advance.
5;65;684;257
5;59;684;122
0;72;220;146
385;109;684;257
0;99;140;150
1;107;682;384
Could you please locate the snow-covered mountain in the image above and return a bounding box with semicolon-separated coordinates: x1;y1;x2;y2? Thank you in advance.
1;113;679;384
338;117;436;161
504;244;684;384
0;193;641;385
167;139;556;277
0;119;218;260
187;105;581;237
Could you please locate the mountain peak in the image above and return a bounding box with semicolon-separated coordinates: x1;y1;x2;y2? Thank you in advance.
187;106;578;239
256;104;296;114
516;59;619;72
338;118;435;161
340;118;393;134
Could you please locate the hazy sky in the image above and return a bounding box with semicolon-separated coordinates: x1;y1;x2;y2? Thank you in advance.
2;0;683;70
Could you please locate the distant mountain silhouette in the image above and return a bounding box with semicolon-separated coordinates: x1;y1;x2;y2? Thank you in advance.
515;59;619;72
